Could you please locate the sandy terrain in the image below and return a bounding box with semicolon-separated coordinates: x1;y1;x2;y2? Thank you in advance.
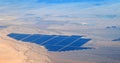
0;38;25;63
0;31;52;63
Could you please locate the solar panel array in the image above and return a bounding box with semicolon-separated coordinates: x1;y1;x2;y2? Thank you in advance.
8;33;91;52
112;38;120;41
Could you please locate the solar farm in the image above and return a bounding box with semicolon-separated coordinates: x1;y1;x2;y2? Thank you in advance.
8;33;91;52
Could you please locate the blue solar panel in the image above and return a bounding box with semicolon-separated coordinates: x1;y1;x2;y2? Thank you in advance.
71;35;82;38
33;35;55;44
44;45;63;51
8;33;20;38
59;47;81;51
55;36;79;46
53;36;70;45
22;34;42;42
112;38;120;41
8;33;30;40
42;36;68;45
70;39;91;47
60;47;92;51
7;33;92;52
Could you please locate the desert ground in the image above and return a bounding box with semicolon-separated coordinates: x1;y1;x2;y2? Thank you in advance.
0;30;52;63
0;0;120;63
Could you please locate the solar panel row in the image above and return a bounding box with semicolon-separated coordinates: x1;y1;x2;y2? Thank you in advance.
8;33;91;52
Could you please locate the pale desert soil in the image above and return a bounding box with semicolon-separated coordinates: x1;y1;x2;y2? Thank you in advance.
0;31;52;63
